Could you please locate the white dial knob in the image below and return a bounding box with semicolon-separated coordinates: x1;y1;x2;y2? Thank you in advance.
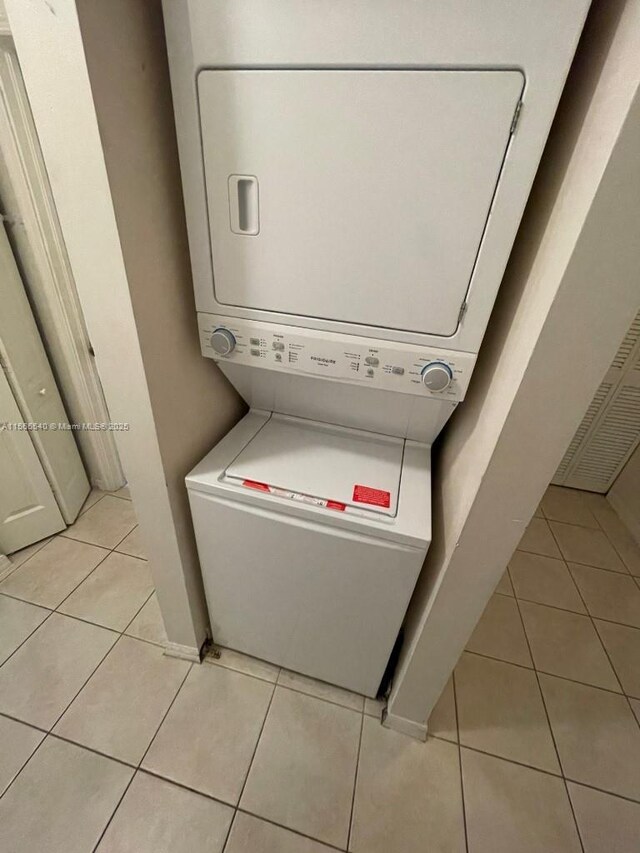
210;327;236;356
421;362;453;392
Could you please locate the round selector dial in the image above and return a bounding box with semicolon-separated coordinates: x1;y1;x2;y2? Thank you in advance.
210;327;236;356
421;361;453;392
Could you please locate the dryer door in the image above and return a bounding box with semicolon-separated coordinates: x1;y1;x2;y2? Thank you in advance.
198;69;523;338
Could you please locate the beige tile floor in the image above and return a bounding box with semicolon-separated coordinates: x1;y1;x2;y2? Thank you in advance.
1;485;640;851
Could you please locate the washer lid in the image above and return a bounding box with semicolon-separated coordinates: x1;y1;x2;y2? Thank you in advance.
224;415;403;517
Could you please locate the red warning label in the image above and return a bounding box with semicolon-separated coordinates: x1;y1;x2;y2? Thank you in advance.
242;480;270;492
352;485;391;508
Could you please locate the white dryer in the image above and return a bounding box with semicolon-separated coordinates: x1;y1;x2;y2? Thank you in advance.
165;0;590;695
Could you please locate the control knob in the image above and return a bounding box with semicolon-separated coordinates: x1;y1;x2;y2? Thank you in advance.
421;362;453;392
210;327;236;356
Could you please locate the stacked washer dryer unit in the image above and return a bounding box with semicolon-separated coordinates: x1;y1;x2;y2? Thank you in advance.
164;1;589;697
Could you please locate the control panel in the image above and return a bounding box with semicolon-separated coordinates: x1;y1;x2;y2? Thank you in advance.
198;313;477;401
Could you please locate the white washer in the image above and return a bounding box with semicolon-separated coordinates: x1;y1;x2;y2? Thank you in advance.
165;0;590;694
187;412;430;696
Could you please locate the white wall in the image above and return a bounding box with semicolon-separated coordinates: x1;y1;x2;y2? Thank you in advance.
5;0;243;655
387;0;640;733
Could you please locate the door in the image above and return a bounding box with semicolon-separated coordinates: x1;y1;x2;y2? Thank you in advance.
199;69;523;337
0;224;89;553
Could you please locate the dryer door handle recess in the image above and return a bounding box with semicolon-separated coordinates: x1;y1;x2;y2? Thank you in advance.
228;174;260;235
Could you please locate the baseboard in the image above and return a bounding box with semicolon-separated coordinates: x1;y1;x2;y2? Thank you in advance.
0;555;14;583
163;640;202;663
382;707;428;741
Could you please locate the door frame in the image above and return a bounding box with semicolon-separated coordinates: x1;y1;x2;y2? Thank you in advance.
0;27;124;491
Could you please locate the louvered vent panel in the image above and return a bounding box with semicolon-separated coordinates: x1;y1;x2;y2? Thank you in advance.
612;312;640;369
568;386;640;489
553;383;612;480
552;309;640;491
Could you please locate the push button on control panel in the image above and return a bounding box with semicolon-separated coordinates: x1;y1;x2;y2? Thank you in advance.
272;342;285;351
365;356;379;366
391;366;405;375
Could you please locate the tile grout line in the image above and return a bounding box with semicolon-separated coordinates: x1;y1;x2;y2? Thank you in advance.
271;679;366;715
91;660;195;853
121;587;156;637
90;766;138;852
220;808;240;853
0;534;54;584
546;517;625;695
235;807;348;852
560;560;633;697
0;724;50;804
510;580;586;853
0;607;57;671
48;631;124;735
233;679;279;810
590;621;640;736
136;662;194;770
451;670;470;853
462;648;630;699
346;709;365;852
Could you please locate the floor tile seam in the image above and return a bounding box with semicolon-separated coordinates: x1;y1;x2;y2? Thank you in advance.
346;708;365;852
0;606;56;670
235;679;278;810
513;589;640;631
121;588;156;638
462;649;625;696
48;609;123;635
80;492;108;515
201;656;367;710
554;552;631;576
451;670;470;853
0;725;49;804
90;764;137;852
0;538;141;616
0;535;53;583
235;806;348;852
274;681;366;715
203;651;280;686
511;593;565;778
543;515;600;532
459;738;640;806
111;522;141;553
514;555;626;697
46;629;124;736
42;728;138;770
58;523;137;552
510;589;586;618
136;662;194;771
121;630;164;651
220;807;240;853
521;524;630;575
45;541;118;615
112;546;147;562
0;588;54;611
587;615;627;697
106;492;132;504
565;560;640;630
